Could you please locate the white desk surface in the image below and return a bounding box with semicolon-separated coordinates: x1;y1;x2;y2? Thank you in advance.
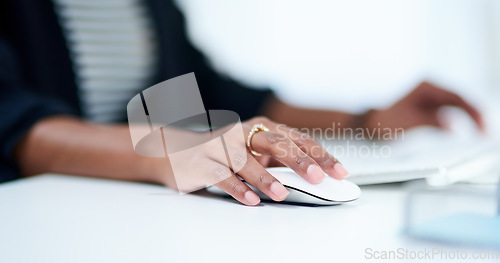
0;174;497;263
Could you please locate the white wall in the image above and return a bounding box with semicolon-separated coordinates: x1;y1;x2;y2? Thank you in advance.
489;0;500;93
176;0;500;113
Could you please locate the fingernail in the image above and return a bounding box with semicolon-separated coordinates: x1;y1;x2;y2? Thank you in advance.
307;164;325;184
270;181;289;200
244;191;260;206
334;163;349;179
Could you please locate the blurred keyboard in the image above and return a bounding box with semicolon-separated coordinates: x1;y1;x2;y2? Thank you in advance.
319;127;500;186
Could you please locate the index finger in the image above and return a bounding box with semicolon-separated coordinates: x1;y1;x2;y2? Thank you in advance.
426;83;485;131
275;124;349;180
451;95;485;131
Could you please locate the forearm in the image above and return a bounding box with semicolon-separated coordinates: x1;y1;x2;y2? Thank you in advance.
261;96;355;130
14;116;168;184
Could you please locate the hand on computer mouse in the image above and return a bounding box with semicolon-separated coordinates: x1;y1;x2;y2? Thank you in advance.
153;116;348;206
363;82;485;135
218;117;349;204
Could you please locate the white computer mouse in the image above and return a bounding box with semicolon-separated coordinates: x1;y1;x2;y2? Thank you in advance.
207;167;361;205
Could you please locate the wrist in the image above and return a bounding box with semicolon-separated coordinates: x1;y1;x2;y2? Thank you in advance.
141;156;177;187
349;109;379;130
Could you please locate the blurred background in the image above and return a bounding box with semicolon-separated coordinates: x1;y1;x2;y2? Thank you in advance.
176;0;500;117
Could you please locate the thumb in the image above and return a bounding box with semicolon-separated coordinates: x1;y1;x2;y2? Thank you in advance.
426;115;450;130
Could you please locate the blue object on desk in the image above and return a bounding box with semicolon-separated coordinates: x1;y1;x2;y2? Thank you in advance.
408;213;500;248
497;180;500;215
409;180;500;248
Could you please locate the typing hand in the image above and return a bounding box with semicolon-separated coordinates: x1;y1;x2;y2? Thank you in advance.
365;82;485;133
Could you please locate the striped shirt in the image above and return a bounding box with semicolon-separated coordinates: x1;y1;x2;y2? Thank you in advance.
52;0;157;123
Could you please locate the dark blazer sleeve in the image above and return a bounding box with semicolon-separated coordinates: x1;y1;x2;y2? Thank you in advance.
150;0;274;121
0;39;78;182
194;62;275;122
